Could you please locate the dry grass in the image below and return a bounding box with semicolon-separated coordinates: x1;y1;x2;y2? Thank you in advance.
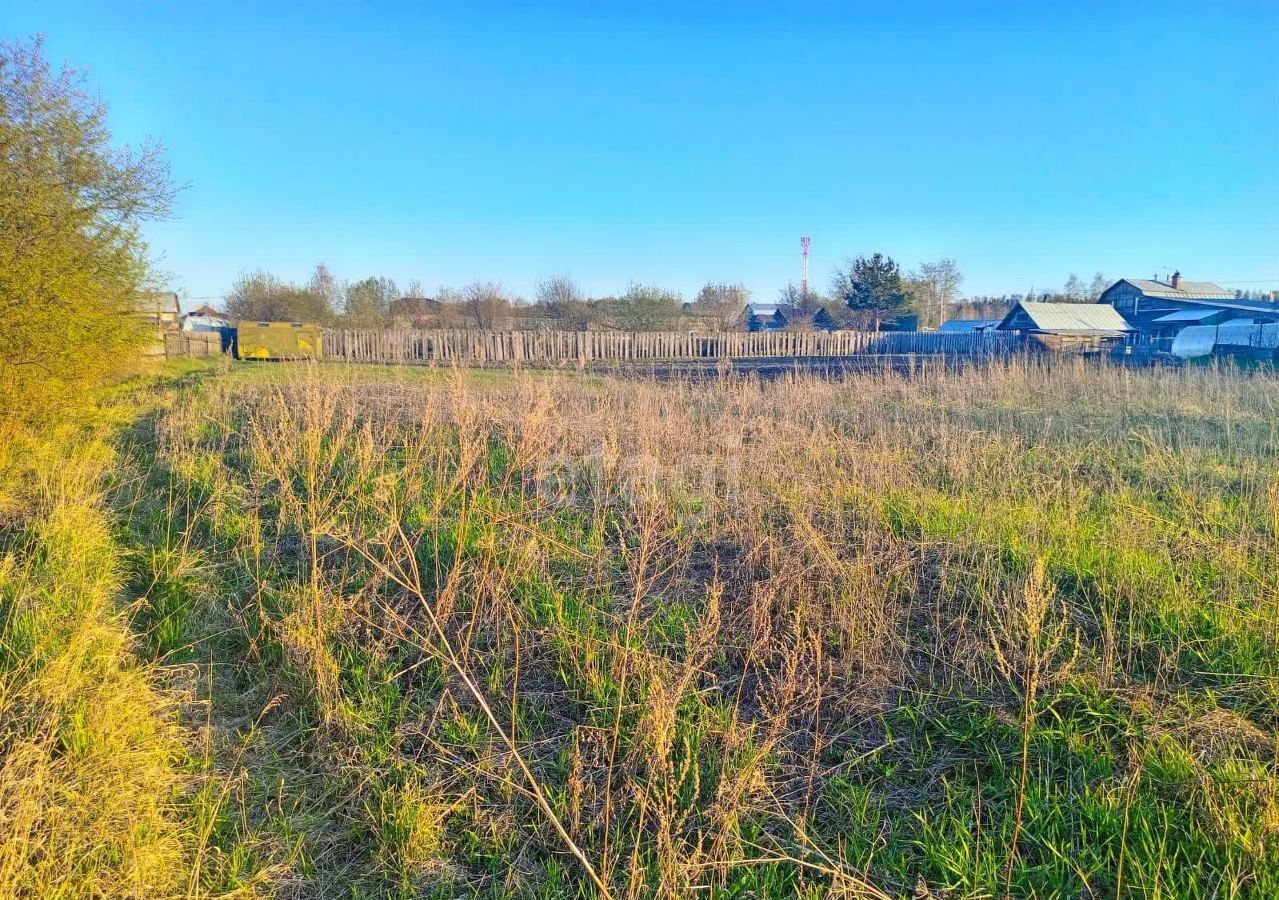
3;356;1277;898
0;421;189;898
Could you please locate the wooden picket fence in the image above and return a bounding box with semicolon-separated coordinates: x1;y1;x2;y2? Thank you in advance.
322;328;1025;365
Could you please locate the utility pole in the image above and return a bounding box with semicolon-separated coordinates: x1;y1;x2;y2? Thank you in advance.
800;236;811;301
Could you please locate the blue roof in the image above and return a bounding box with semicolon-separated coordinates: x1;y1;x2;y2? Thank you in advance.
1152;309;1223;323
938;319;999;332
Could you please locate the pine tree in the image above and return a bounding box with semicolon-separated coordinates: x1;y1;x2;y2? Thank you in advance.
831;253;911;328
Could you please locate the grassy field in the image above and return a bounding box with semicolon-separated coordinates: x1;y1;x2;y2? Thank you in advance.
3;357;1277;898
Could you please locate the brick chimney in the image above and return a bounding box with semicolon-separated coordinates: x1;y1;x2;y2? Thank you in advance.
1171;270;1182;290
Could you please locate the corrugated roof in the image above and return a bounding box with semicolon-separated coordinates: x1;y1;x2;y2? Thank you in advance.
1152;309;1222;323
1121;278;1234;300
1007;302;1132;333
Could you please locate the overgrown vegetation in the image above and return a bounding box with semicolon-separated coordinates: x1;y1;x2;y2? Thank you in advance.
0;35;189;898
0;36;173;439
3;23;1275;900
82;357;1275;898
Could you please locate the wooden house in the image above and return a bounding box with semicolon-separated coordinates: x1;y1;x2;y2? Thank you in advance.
133;292;181;356
1099;273;1279;348
996;301;1131;352
744;303;787;332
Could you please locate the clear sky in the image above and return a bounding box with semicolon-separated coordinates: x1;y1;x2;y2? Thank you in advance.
4;1;1277;305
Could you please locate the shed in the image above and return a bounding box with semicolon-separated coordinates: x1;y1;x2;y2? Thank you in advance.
997;301;1131;352
236;322;324;360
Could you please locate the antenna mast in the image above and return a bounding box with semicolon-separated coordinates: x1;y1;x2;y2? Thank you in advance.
800;236;811;299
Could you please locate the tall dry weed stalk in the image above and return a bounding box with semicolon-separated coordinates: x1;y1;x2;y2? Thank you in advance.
989;559;1080;897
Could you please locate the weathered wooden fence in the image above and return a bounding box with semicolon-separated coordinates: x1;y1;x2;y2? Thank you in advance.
322;328;1025;365
164;330;224;358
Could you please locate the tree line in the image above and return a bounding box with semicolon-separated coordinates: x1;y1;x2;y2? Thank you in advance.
222;256;961;332
223;257;1135;333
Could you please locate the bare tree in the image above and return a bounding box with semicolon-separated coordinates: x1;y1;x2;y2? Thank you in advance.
910;259;963;328
1088;272;1110;301
225;269;334;323
1062;273;1086;303
777;282;827;321
460;281;510;329
692;282;750;331
536;275;583;306
307;263;344;315
535;275;598;330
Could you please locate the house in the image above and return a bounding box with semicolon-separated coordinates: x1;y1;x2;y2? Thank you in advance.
744;303;786;332
1099;273;1279;345
996;300;1131;351
133;292;181;356
390;296;446;328
182;304;234;332
811;307;839;332
134;292;181;329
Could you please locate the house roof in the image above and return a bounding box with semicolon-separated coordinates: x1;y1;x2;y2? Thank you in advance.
134;292;180;314
1001;301;1132;333
188;304;230;318
1119;278;1234;301
745;303;784;318
391;297;443;314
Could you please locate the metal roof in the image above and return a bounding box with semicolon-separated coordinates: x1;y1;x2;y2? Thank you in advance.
1004;301;1132;333
745;303;783;317
1119;278;1235;300
1151;309;1222;323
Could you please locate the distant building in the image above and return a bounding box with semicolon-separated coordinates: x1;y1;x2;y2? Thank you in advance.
744;303;786;332
390;296;445;328
134;292;181;355
811;307;839;332
997;301;1131;351
1099;273;1279;346
134;292;181;329
183;304;234;332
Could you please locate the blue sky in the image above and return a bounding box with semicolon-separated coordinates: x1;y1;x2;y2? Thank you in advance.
4;1;1277;304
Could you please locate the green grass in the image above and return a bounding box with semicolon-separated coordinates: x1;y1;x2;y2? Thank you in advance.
5;357;1277;898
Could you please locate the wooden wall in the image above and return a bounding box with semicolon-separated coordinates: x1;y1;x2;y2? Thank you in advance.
321;328;1026;365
